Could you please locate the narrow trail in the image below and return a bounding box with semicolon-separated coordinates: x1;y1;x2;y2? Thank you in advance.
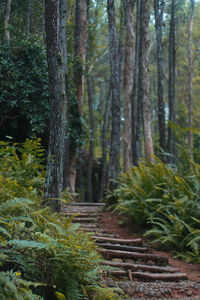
62;203;200;299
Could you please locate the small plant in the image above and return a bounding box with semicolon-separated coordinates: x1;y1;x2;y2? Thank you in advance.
112;158;200;262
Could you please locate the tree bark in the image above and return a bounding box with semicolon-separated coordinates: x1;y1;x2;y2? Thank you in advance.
59;0;67;74
132;0;141;165
154;0;166;153
27;0;34;34
4;0;12;42
87;74;95;202
138;0;154;163
167;0;176;159
107;0;121;185
99;85;111;199
122;0;135;172
188;0;195;159
68;0;88;194
74;0;88;113
44;0;67;211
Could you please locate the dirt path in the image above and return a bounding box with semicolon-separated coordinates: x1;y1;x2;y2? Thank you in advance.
62;203;200;299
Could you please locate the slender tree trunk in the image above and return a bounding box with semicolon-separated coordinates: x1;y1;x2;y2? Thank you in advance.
132;0;141;165
59;0;67;74
167;0;176;159
122;0;135;172
154;0;166;152
107;0;121;185
44;0;67;211
138;0;154;163
27;0;34;34
74;0;88;113
68;0;88;194
99;85;111;199
86;75;95;202
188;0;195;159
4;0;12;42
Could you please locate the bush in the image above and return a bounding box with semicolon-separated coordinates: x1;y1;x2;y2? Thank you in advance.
0;37;49;140
112;159;200;262
0;139;121;299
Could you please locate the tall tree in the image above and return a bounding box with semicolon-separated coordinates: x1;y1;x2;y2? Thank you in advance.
122;0;135;171
27;0;34;34
44;0;67;211
187;0;195;158
138;0;154;163
132;0;141;165
107;0;121;185
4;0;12;42
68;0;88;194
154;0;166;152
167;0;176;158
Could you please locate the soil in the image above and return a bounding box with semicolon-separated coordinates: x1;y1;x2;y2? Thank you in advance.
99;211;200;283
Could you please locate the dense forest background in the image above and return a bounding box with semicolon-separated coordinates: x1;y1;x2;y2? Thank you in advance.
0;0;200;299
1;0;200;203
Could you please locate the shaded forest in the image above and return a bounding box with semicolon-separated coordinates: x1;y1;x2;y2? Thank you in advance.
0;0;200;299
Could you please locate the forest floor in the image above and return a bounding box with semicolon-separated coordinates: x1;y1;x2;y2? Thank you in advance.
63;203;200;299
100;211;200;282
99;211;200;299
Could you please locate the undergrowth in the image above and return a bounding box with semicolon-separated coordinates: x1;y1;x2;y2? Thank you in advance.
112;158;200;263
0;139;121;300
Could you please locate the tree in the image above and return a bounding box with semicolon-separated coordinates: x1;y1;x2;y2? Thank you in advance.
107;0;121;185
154;0;166;153
67;0;88;194
132;0;141;165
4;0;12;42
167;0;176;159
44;0;67;211
122;0;135;171
138;0;154;163
187;0;195;158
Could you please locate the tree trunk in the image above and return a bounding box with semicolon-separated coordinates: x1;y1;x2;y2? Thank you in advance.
27;0;34;34
132;0;141;165
4;0;12;42
74;0;88;113
154;0;166;153
99;86;111;199
188;0;195;159
122;0;135;171
59;0;67;74
69;0;88;194
138;0;154;163
107;0;121;185
87;74;95;202
167;0;176;159
44;0;67;211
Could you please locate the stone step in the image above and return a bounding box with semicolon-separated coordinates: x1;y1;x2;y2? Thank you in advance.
71;217;97;223
108;270;188;281
101;261;179;273
99;248;168;266
93;236;143;246
99;243;151;253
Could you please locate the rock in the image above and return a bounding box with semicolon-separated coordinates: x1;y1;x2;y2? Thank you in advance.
126;259;134;264
112;258;123;263
125;288;135;296
147;260;155;266
186;290;193;296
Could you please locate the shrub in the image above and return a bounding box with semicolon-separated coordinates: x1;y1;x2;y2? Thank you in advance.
112;159;200;262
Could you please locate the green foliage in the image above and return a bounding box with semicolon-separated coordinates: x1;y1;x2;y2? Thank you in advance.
0;138;45;205
0;140;120;299
0;270;44;300
0;37;49;140
112;159;200;262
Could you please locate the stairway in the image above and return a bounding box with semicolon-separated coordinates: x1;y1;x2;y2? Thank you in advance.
62;202;200;299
